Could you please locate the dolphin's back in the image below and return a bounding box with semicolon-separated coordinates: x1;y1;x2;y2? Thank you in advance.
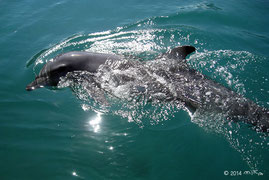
168;64;269;131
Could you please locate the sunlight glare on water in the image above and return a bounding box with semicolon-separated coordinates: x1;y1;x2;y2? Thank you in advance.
88;112;102;133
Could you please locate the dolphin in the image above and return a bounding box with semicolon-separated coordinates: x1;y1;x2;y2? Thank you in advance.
26;46;269;132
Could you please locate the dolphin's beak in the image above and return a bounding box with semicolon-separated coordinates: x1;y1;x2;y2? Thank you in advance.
26;77;47;91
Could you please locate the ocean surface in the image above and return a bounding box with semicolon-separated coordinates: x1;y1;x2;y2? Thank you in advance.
1;0;269;179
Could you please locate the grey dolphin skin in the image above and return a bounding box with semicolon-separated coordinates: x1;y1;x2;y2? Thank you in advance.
26;46;269;132
26;52;122;91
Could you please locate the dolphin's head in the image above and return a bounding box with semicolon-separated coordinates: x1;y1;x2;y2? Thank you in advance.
26;51;113;91
26;60;72;91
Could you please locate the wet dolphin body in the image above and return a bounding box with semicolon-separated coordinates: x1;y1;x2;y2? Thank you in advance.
26;46;269;132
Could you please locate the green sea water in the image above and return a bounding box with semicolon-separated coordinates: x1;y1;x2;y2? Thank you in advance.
0;0;269;179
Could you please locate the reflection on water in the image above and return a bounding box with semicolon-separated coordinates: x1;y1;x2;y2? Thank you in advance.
89;112;102;133
72;171;78;177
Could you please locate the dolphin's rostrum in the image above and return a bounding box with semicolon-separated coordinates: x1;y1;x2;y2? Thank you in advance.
26;46;269;132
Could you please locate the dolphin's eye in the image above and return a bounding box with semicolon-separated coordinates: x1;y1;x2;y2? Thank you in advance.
49;65;68;77
58;66;67;72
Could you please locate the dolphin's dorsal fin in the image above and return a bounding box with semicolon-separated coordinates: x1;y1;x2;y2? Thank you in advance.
166;46;196;60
